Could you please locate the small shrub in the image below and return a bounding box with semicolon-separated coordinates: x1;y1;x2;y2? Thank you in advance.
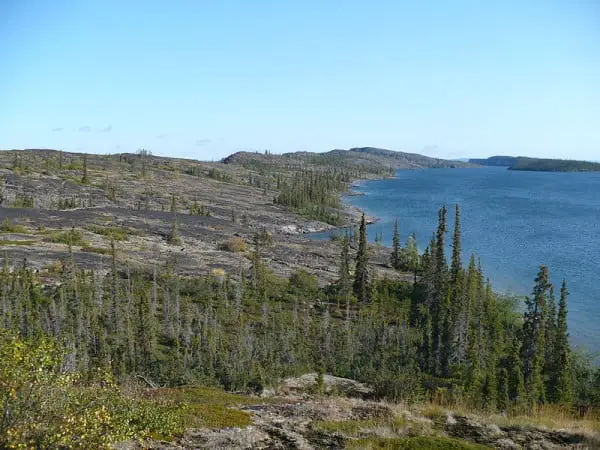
220;237;247;253
211;268;227;278
0;332;185;448
47;229;88;246
87;224;133;241
81;245;111;255
10;194;34;208
0;219;27;233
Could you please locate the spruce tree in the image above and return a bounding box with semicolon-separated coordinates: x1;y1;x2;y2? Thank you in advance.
522;266;550;407
432;205;448;374
168;216;181;245
339;232;352;303
391;218;401;269
82;154;89;184
353;213;369;303
552;280;572;404
450;204;462;284
507;337;525;408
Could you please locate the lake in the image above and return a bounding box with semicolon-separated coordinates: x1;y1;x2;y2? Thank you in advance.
317;167;600;352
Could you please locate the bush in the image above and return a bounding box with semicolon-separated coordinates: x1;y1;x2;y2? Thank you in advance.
81;244;111;254
87;224;133;241
0;332;185;448
46;229;88;246
0;219;27;233
220;237;247;253
11;194;34;208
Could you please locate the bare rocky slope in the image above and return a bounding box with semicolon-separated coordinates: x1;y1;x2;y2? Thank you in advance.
0;148;415;283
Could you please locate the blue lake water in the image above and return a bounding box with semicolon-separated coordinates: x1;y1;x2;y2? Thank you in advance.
317;167;600;352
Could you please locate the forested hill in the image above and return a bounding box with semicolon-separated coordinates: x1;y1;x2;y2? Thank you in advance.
469;156;518;167
509;157;600;172
222;147;472;174
470;155;600;172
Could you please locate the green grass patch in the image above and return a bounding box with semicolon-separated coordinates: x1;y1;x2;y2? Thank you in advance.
419;404;447;421
0;240;37;246
144;387;258;429
46;229;88;246
0;219;28;234
346;436;491;450
81;244;111;255
86;224;138;241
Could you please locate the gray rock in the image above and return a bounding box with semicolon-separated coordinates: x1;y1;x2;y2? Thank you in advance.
276;373;374;399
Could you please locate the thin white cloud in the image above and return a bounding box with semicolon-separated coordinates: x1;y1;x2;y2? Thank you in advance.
196;138;211;146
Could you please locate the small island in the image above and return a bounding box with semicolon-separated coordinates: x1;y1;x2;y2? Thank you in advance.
470;155;600;172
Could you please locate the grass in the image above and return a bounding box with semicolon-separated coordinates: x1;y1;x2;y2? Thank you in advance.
0;219;28;234
418;404;447;421
346;436;491;450
81;244;111;255
0;240;37;246
488;404;600;433
86;224;140;241
143;386;260;429
314;417;407;437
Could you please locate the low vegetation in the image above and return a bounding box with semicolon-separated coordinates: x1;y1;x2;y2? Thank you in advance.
220;236;248;253
0;218;28;234
45;228;88;246
0;332;185;449
86;224;138;241
347;436;491;450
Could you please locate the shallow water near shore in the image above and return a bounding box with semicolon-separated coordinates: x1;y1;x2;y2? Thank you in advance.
312;167;600;352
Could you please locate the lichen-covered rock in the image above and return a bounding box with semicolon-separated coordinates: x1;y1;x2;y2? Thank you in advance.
275;372;374;399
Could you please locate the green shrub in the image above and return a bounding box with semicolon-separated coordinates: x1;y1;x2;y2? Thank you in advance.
0;332;185;449
81;244;111;254
46;229;88;246
0;219;27;233
87;224;134;241
10;194;34;208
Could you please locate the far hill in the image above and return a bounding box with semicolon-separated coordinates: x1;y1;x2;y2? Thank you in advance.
468;156;518;167
223;147;472;175
469;155;600;172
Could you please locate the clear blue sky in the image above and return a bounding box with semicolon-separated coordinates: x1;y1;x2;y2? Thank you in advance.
1;0;599;161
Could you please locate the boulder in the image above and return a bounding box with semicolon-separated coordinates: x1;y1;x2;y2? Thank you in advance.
275;373;374;399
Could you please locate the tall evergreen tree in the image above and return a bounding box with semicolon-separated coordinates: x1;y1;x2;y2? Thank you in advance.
522;266;551;407
338;232;352;304
551;280;572;404
391;218;401;270
82;154;89;184
450;204;462;284
353;213;369;303
431;205;448;374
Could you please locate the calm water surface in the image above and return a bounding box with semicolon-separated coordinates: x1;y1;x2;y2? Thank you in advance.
317;167;600;351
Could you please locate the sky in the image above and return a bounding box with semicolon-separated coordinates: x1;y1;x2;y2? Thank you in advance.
1;0;599;161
